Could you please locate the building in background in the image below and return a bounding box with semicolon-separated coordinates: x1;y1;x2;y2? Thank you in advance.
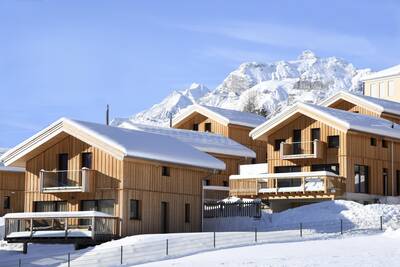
362;64;400;102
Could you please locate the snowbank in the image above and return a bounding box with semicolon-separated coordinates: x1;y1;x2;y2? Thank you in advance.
204;200;400;232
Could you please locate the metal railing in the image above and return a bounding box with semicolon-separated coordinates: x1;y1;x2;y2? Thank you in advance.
204;201;262;218
39;168;93;193
1;215;398;267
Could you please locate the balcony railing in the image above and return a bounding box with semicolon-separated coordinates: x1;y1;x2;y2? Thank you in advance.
39;168;94;193
229;171;345;198
280;140;324;160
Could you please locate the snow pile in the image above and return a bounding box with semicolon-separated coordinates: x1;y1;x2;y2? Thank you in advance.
123;50;371;125
0;217;4;240
204;200;400;232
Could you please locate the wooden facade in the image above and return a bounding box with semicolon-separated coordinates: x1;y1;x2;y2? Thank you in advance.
0;169;25;215
22;134;214;237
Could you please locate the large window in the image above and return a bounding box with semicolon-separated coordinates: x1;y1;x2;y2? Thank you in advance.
130;199;141;220
81;152;92;169
311;164;339;175
354;165;369;194
34;201;67;212
81;199;115;215
328;135;340;148
274;166;301;187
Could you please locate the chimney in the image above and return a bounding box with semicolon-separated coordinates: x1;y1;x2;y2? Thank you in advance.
106;104;110;125
169;112;173;128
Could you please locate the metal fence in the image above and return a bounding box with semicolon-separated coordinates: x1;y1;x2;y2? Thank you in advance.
0;215;398;267
203;201;262;218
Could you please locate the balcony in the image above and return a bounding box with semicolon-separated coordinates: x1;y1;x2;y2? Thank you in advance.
229;171;345;199
39;168;94;193
280;140;325;160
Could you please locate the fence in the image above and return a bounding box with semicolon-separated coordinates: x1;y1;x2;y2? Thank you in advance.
203;201;262;218
0;215;398;267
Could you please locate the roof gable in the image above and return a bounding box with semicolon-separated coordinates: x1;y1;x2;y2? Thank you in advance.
361;64;400;81
172;104;267;128
1;118;225;171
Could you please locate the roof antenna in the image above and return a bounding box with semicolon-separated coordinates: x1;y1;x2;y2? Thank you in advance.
106;104;110;126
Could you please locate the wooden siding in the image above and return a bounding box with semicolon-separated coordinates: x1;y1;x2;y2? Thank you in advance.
24;135;123;215
177;113;229;136
0;170;24;215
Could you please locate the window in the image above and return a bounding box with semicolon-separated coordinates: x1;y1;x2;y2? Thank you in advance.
193;123;199;131
81;152;92;169
274;139;285;151
388;81;395;97
379;82;387;97
311;128;320;152
3;196;10;210
383;168;389;196
35;201;67;212
185;203;190;223
371;83;378;97
382;140;388;148
222;181;228;187
81;199;115;215
311;164;340;175
397;170;400;196
292;129;301;154
353;111;359;113
130;199;141;220
162;166;170;176
370;138;377;146
251;158;256;164
354;165;369;193
58;153;69;186
328;135;340;148
204;123;212;132
274;166;301;173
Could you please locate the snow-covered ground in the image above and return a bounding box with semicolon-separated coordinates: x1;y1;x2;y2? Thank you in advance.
136;230;400;267
0;200;399;266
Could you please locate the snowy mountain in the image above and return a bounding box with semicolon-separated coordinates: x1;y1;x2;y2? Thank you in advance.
118;50;371;126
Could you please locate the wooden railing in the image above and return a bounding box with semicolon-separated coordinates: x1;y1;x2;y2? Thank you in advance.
280;140;325;159
39;168;94;193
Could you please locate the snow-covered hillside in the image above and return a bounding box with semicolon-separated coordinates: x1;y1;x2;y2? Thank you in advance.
120;50;371;126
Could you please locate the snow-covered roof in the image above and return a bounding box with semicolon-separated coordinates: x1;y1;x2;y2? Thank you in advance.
230;171;338;180
0;148;24;172
361;64;400;81
114;120;256;158
320;90;400;116
172;104;267;128
4;211;115;219
251;102;400;141
0;118;225;171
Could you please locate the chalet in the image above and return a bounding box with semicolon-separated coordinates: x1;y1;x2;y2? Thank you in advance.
0;118;225;247
230;102;400;211
320;90;400;124
361;64;400;102
113;120;256;201
172;104;268;163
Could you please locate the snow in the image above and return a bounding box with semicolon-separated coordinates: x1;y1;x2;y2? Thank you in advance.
135;231;400;267
362;64;400;81
7;229;92;238
4;210;114;219
111;120;256;158
121;50;371;126
0;166;24;172
239;163;268;175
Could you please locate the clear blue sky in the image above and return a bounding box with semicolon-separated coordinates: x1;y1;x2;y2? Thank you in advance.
0;0;399;147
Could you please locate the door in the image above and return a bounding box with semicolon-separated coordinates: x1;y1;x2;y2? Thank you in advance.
311;128;320;153
293;129;301;154
58;153;68;186
161;201;169;233
383;169;388;196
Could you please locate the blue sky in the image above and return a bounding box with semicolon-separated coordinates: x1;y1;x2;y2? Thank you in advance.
0;0;399;147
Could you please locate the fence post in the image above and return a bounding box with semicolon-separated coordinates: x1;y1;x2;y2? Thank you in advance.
213;232;216;248
380;216;383;231
300;223;302;237
340;219;343;235
255;228;257;243
166;239;169;256
120;246;123;265
19;259;21;267
68;253;70;267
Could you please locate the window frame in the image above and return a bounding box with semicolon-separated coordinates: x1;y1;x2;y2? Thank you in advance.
130;199;141;220
81;152;92;169
370;138;377;146
382;139;388;148
184;203;191;223
274;139;285;151
3;196;10;210
204;123;212;132
162;166;170;177
192;123;199;131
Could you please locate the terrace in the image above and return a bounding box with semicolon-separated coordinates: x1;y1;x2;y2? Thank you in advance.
280;140;325;160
